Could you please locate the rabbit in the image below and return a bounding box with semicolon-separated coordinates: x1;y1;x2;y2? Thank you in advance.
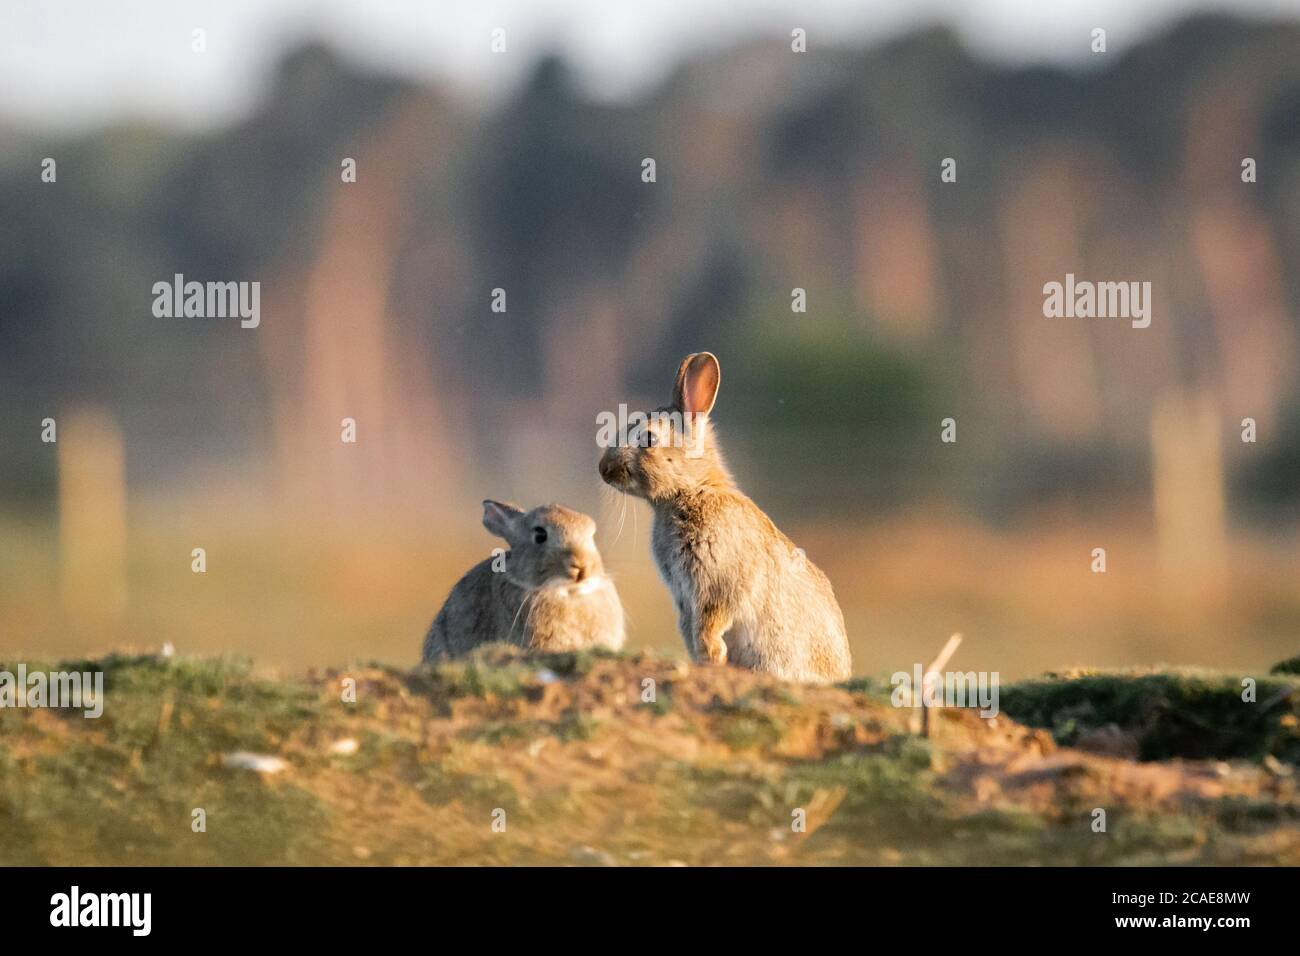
597;351;851;683
421;500;626;662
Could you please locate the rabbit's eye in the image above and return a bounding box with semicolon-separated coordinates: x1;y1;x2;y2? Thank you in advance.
643;429;659;448
533;527;548;544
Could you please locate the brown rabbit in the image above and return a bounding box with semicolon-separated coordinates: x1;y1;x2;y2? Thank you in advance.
598;352;851;683
421;501;625;662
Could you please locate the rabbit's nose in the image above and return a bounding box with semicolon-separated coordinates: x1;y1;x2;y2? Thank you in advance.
566;559;588;582
598;453;626;483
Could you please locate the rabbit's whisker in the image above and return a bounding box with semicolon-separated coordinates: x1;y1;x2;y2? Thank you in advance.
615;491;628;543
508;589;534;641
600;483;629;546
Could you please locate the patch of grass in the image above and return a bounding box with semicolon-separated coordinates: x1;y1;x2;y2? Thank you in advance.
1213;795;1300;829
1001;670;1300;764
553;710;599;743
841;675;897;701
1272;654;1300;676
669;763;781;828
407;644;624;704
720;714;784;751
647;685;673;715
1098;812;1205;859
711;693;787;751
433;660;530;700
340;729;419;771
0;654;330;864
467;720;538;745
416;763;519;818
796;756;938;823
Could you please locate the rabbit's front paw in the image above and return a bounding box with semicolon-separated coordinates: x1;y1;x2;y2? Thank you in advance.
694;608;731;665
695;639;727;666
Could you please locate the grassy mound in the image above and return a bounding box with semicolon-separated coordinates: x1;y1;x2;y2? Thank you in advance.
0;649;1297;865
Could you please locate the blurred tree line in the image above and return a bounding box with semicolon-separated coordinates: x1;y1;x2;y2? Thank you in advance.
2;15;1299;523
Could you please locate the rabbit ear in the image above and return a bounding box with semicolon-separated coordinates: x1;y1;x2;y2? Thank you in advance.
672;352;721;416
482;500;524;539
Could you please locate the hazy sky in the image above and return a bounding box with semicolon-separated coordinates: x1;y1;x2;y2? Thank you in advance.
2;0;1297;131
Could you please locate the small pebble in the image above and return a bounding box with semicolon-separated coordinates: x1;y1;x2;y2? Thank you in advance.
221;752;288;774
569;845;617;867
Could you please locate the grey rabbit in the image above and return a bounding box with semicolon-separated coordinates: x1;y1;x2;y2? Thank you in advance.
421;500;626;661
598;351;852;683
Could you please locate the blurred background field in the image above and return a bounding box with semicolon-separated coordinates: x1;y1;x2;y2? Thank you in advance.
2;6;1300;678
3;506;1299;680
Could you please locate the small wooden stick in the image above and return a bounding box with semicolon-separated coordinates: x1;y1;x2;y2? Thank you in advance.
927;633;964;677
917;633;963;738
